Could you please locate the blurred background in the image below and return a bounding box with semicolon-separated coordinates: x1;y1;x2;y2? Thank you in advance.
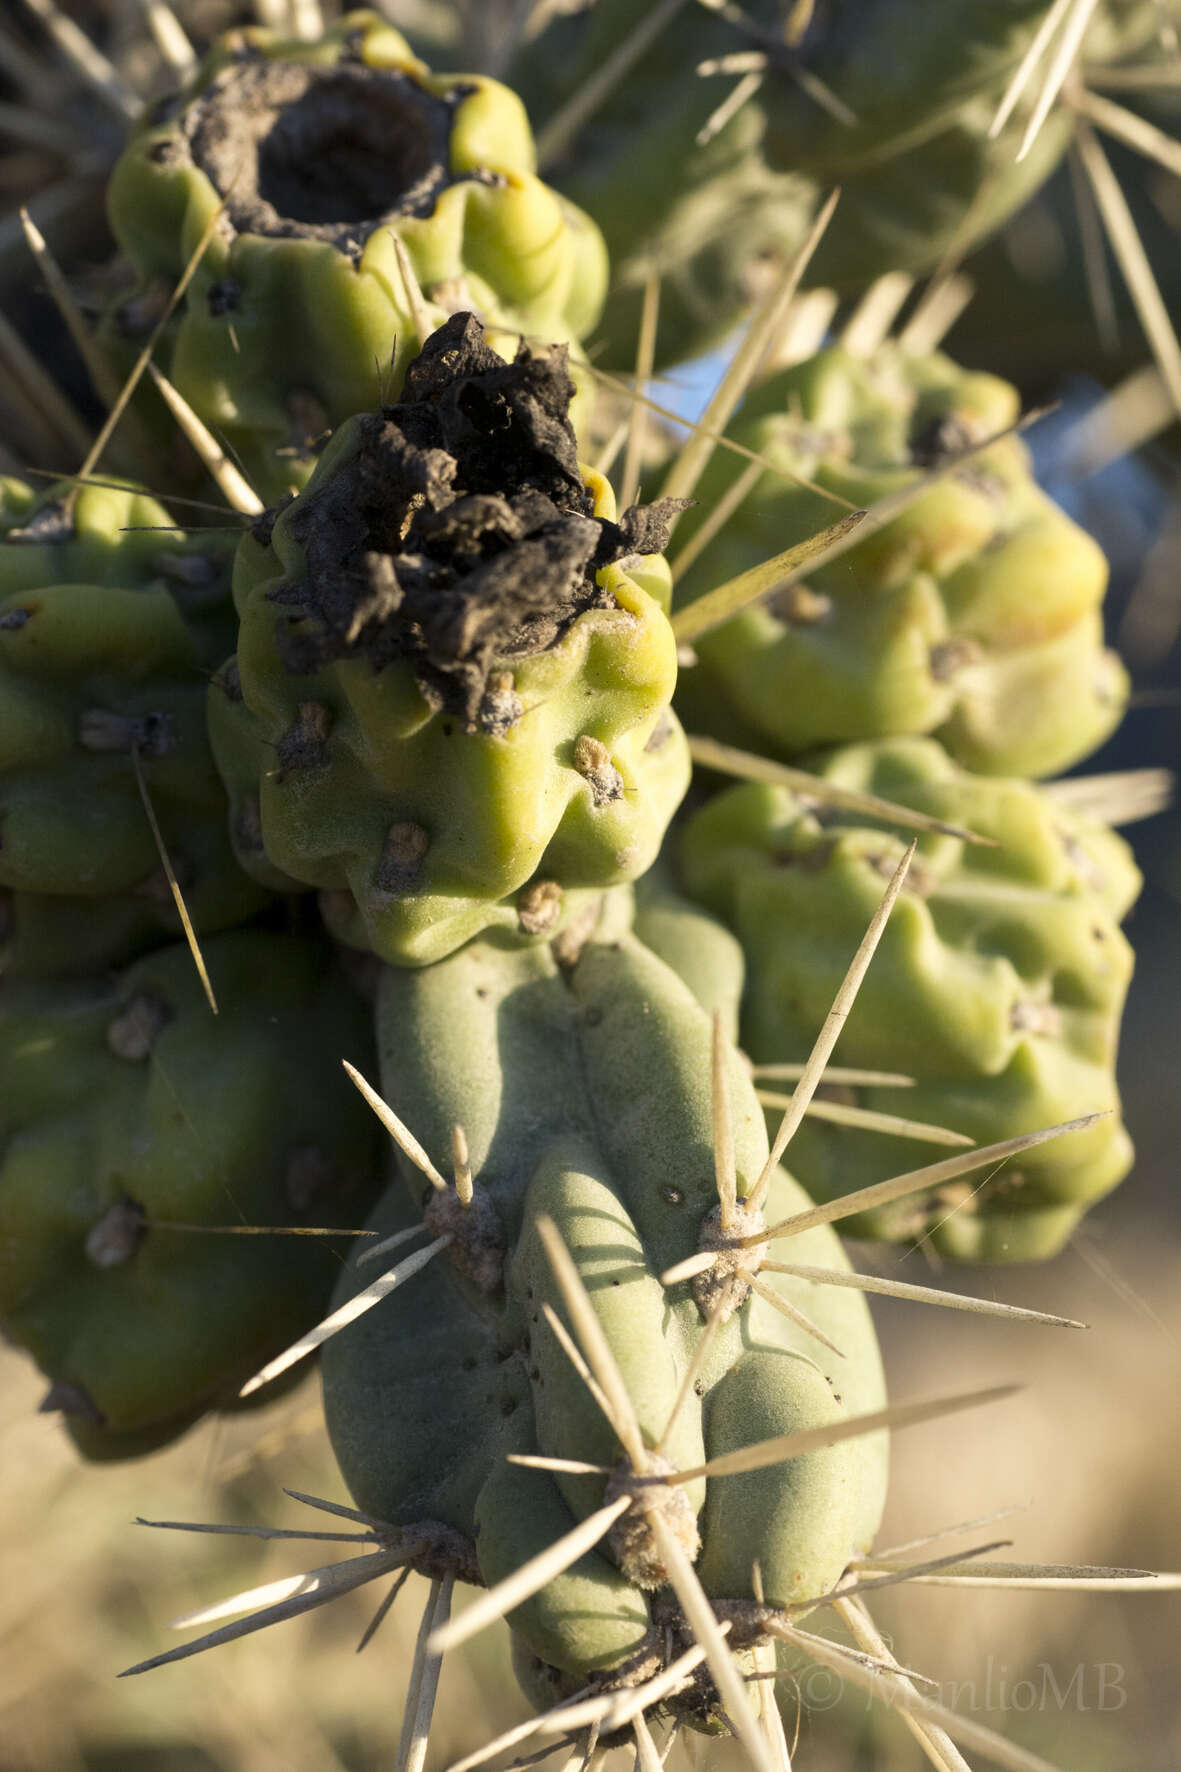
1;1;1179;1768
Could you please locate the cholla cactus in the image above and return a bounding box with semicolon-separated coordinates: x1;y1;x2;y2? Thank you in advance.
0;476;265;977
210;314;690;966
103;8;607;500
680;738;1139;1261
674;343;1127;778
0;931;380;1459
323;907;887;1731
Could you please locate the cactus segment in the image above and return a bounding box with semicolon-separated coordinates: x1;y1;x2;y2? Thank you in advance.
0;477;267;976
504;1;1153;365
0;931;382;1457
322;902;887;1718
211;315;690;966
673;344;1128;777
680;738;1139;1261
103;9;607;500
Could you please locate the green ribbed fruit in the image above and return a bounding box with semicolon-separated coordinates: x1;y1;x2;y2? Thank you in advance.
322;895;886;1722
0;476;266;978
103;9;607;501
209;315;689;967
674;344;1127;777
0;930;381;1459
681;738;1139;1262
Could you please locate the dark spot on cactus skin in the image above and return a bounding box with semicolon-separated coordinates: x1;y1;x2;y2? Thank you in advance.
423;1186;506;1295
106;993;173;1062
281;391;332;464
269;314;688;726
78;709;172;757
771;582;833;627
235;796;265;853
216;658;244;702
477;672;523;737
517;879;563;936
207;279;241;317
0;608;31;630
1011;1000;1063;1037
908;412;984;467
929;637;983;682
40;1382;105;1424
284;1147;339;1213
275;700;333;776
573;734;624;807
251;498;292;550
375;821;429;893
643;709;674;753
85;1198;147;1268
147;137;184;167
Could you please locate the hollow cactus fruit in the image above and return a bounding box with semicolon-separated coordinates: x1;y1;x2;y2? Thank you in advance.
322;901;888;1723
209;314;690;967
0;476;267;978
680;738;1140;1262
103;8;607;501
0;930;382;1459
674;344;1128;778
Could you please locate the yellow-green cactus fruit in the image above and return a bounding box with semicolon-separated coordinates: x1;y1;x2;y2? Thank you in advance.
680;738;1140;1262
209;314;689;967
0;476;267;978
674;344;1127;778
103;9;607;502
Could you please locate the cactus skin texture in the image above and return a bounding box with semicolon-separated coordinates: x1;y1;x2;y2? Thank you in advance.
0;931;382;1459
674;345;1128;779
0;478;267;978
103;9;607;502
680;738;1140;1263
322;894;887;1717
210;316;690;968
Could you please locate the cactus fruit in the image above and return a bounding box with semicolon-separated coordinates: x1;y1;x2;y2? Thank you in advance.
322;901;887;1718
680;738;1140;1262
0;930;381;1458
210;313;690;967
0;476;267;977
102;9;607;502
673;343;1128;778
